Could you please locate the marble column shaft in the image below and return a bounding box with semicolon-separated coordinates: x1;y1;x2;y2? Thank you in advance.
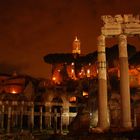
119;34;132;128
97;35;109;129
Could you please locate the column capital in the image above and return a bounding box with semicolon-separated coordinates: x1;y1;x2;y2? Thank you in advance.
119;34;127;39
97;34;105;40
118;34;128;58
97;35;105;45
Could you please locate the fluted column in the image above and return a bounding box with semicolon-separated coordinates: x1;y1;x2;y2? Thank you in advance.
97;35;109;129
118;34;132;128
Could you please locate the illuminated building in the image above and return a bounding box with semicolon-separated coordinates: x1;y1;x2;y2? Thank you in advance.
44;37;98;84
72;36;81;55
0;38;140;134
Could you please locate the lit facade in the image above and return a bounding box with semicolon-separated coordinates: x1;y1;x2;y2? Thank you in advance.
50;37;98;84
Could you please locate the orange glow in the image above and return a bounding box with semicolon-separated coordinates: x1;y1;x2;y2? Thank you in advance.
71;62;74;66
87;69;90;74
83;91;88;97
87;69;90;77
96;69;98;74
52;77;56;81
69;96;76;102
71;69;74;73
11;89;17;94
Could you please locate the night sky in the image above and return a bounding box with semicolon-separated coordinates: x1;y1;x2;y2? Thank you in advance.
0;0;140;78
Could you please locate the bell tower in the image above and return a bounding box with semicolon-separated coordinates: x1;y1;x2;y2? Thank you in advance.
72;36;81;54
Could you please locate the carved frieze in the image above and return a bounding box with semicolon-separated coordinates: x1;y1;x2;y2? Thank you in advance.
101;14;140;36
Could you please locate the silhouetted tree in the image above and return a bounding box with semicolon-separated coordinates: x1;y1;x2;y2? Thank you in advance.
129;51;140;67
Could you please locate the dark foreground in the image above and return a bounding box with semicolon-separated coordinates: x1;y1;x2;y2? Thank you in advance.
0;128;140;140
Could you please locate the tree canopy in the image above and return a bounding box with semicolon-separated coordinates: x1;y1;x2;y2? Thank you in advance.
129;51;140;66
44;44;137;67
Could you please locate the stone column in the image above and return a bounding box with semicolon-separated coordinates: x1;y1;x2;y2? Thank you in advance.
62;106;69;130
7;106;12;133
12;101;17;128
1;105;4;129
97;35;109;129
15;102;18;127
30;102;34;130
20;106;23;130
20;101;24;130
39;106;43;131
59;108;63;134
45;103;52;128
54;108;57;134
118;34;132;128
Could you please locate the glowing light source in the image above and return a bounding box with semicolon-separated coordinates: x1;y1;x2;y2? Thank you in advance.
11;89;17;94
87;69;90;74
87;69;90;77
52;77;56;81
83;91;88;98
71;69;74;73
96;69;98;74
71;62;74;66
69;96;76;102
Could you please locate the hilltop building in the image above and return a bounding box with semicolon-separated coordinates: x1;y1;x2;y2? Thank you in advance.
45;37;140;89
48;37;98;84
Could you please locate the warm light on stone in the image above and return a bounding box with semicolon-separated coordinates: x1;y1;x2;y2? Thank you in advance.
11;89;17;94
69;96;76;102
83;91;88;97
